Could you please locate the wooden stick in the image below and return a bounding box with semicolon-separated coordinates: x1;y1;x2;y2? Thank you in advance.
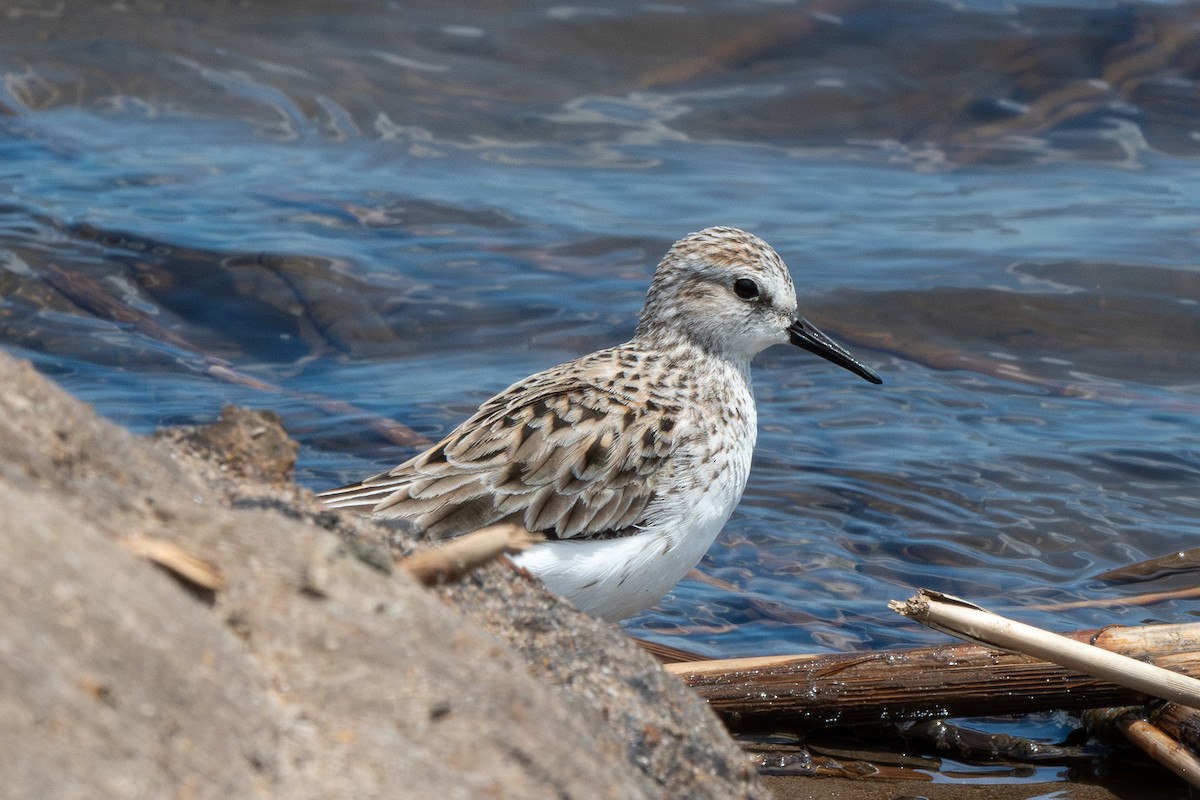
635;638;705;664
398;524;540;586
1152;702;1200;753
1030;584;1200;612
666;622;1200;728
1116;711;1200;790
1096;546;1200;584
1088;623;1200;658
890;590;1200;708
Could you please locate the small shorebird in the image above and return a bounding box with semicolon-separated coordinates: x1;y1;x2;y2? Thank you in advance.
320;227;881;621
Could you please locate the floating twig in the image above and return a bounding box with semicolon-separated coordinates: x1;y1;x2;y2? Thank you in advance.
1031;584;1200;612
1096;546;1200;584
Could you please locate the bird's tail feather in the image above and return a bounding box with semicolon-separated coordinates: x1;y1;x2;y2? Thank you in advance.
317;481;401;510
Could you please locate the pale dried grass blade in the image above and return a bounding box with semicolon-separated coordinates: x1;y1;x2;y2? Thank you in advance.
118;535;226;592
398;524;541;586
890;589;1200;709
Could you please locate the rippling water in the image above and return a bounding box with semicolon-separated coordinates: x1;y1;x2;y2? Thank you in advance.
3;0;1199;767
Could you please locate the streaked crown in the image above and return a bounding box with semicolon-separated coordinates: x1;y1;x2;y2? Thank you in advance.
635;227;799;361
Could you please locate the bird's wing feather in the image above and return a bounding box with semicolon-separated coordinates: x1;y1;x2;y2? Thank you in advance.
319;357;679;539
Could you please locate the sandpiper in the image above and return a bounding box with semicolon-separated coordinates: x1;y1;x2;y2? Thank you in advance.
320;227;881;621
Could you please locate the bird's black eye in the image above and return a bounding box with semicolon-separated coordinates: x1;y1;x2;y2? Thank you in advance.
733;277;760;300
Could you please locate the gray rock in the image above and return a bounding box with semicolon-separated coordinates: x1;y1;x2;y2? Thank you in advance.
0;350;769;800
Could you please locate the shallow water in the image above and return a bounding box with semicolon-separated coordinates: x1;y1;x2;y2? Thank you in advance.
2;0;1199;766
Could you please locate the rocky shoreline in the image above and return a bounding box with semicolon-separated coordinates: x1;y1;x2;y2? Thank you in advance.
0;348;767;799
3;348;1172;800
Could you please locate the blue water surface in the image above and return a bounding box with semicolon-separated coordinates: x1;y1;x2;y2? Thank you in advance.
1;2;1197;680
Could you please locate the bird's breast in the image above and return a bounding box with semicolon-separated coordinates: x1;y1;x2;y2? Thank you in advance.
657;365;756;530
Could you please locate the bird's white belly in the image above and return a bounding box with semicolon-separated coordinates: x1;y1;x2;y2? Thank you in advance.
512;460;745;622
513;359;757;622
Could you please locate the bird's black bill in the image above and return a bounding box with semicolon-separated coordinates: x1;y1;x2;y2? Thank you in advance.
788;317;882;384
